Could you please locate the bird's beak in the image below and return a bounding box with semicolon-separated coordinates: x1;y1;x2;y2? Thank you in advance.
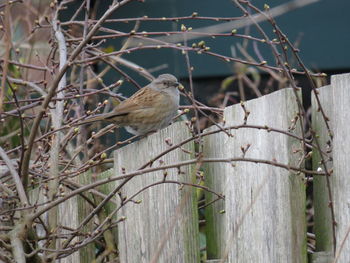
174;82;180;87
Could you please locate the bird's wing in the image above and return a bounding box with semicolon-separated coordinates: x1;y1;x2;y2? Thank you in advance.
78;87;161;124
109;87;160;116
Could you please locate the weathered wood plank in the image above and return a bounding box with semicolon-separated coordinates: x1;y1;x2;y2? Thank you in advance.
58;194;80;263
29;186;80;263
204;88;306;262
114;121;199;263
329;73;350;262
77;171;97;262
89;169;118;259
311;85;334;257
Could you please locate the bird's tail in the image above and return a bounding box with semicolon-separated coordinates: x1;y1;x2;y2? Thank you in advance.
75;114;107;126
75;111;127;126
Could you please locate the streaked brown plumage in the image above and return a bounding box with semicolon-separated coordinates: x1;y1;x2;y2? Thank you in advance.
79;74;180;135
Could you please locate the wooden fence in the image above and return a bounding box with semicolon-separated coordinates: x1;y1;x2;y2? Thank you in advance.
29;73;350;262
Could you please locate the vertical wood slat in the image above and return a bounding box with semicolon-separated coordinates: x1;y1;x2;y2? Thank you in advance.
77;172;97;262
58;195;80;263
29;187;80;263
204;88;306;262
89;169;118;257
313;73;350;262
311;84;334;259
113;121;200;263
329;73;350;262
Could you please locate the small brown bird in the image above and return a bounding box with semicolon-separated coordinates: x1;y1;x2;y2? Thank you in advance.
79;74;180;135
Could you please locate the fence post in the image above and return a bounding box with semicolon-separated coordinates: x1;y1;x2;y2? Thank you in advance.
113;121;200;263
204;88;306;262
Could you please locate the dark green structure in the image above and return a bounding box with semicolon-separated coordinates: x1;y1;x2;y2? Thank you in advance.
95;0;350;78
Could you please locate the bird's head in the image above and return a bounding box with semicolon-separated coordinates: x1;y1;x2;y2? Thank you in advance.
152;74;180;91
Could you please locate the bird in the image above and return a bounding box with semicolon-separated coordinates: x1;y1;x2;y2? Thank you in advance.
79;74;181;135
